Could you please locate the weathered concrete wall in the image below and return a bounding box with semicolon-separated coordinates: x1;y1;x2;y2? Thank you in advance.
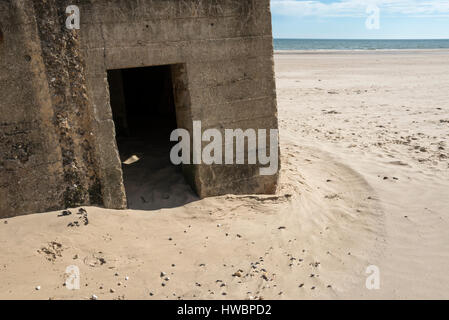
0;0;102;218
80;0;279;203
0;0;64;218
0;0;279;217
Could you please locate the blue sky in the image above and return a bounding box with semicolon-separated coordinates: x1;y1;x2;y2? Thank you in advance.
271;0;449;39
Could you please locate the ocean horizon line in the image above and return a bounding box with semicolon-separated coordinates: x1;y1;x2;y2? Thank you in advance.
273;38;449;50
274;38;449;40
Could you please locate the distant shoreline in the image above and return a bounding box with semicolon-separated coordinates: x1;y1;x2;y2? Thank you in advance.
274;48;449;55
273;39;449;52
273;38;449;40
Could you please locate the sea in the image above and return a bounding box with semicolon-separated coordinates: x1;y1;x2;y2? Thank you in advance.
273;39;449;51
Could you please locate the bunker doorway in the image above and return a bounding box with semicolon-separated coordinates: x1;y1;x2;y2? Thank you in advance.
107;65;197;210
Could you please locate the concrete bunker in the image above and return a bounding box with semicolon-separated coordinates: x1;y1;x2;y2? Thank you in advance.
106;65;197;210
0;0;279;218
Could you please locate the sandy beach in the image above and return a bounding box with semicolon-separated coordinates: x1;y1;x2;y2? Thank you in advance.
1;50;448;300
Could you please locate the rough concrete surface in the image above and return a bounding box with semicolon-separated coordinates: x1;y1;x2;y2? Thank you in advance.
0;0;279;218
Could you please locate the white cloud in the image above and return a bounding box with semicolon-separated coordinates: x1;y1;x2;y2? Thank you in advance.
271;0;449;17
